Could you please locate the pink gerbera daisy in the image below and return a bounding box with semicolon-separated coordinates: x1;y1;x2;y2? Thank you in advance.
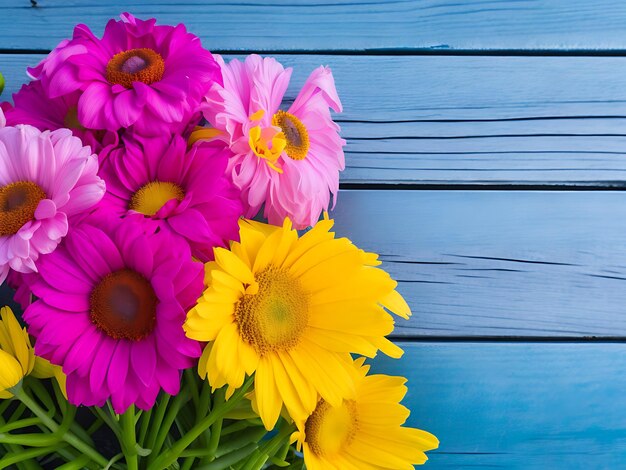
23;215;204;413
98;133;243;261
2;81;118;153
199;54;345;229
29;13;222;136
0;124;105;284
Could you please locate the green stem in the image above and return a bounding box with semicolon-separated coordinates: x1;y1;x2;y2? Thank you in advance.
0;443;68;468
148;377;254;470
120;405;139;470
13;387;109;467
206;389;225;462
144;393;170;456
241;421;296;470
148;390;188;465
138;407;152;447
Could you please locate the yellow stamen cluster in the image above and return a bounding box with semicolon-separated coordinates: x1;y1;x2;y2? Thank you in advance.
129;181;185;216
235;265;309;356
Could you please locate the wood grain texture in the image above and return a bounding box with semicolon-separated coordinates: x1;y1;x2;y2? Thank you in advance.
3;0;626;52
373;342;626;468
332;190;626;337
4;54;626;186
4;187;626;338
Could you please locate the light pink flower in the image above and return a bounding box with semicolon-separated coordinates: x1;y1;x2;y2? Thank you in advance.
0;125;105;283
201;55;346;229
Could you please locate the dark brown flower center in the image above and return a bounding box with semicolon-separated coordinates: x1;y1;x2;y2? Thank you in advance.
106;48;165;89
90;269;157;341
0;181;46;236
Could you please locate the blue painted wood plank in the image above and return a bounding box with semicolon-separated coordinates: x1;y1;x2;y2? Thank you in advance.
3;1;626;51
332;190;626;337
5;183;626;338
4;54;626;186
373;342;626;469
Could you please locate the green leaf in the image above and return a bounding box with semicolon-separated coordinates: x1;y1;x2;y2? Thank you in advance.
0;72;4;96
135;443;152;457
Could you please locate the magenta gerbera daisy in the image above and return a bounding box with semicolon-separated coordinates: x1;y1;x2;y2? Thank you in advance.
199;54;346;229
2;81;118;153
98;133;244;261
28;13;222;136
23;215;204;413
0;124;105;284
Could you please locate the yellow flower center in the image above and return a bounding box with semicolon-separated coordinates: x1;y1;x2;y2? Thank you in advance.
129;181;185;217
0;181;46;236
248;125;287;174
272;110;309;161
235;265;309;356
305;399;358;457
106;48;165;89
90;269;157;341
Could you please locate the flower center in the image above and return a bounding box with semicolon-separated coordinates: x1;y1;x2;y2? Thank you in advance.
106;48;165;89
90;269;157;341
0;182;46;236
272;111;309;161
234;265;309;356
305;399;358;457
129;181;185;217
248;125;287;174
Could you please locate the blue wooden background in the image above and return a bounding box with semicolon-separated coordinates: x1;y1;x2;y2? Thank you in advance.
4;1;626;467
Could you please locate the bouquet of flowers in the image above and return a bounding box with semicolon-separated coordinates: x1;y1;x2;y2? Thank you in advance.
0;13;438;469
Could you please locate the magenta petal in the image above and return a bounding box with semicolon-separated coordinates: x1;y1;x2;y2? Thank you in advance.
90;337;116;392
107;341;130;393
131;337;157;387
158;366;181;396
63;327;101;375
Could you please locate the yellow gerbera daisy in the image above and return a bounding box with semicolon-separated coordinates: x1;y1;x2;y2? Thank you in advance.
293;358;439;470
184;217;411;430
0;306;66;399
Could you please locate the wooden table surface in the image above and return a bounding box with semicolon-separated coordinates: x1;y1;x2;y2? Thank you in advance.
3;1;626;467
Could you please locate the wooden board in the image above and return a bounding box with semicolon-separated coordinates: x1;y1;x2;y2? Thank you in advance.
332;190;626;338
5;54;626;186
372;342;626;468
4;189;626;338
3;1;626;52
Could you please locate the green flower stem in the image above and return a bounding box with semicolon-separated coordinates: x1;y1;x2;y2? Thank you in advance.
147;390;189;465
120;405;139;470
241;421;296;470
180;456;196;470
144;393;170;456
148;376;254;470
13;387;109;467
0;414;41;470
185;369;201;409
0;443;68;468
220;419;254;436
138;407;152;447
0;416;41;433
205;388;225;462
55;454;92;470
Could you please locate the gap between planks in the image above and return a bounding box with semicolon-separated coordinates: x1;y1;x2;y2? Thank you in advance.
4;54;626;185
